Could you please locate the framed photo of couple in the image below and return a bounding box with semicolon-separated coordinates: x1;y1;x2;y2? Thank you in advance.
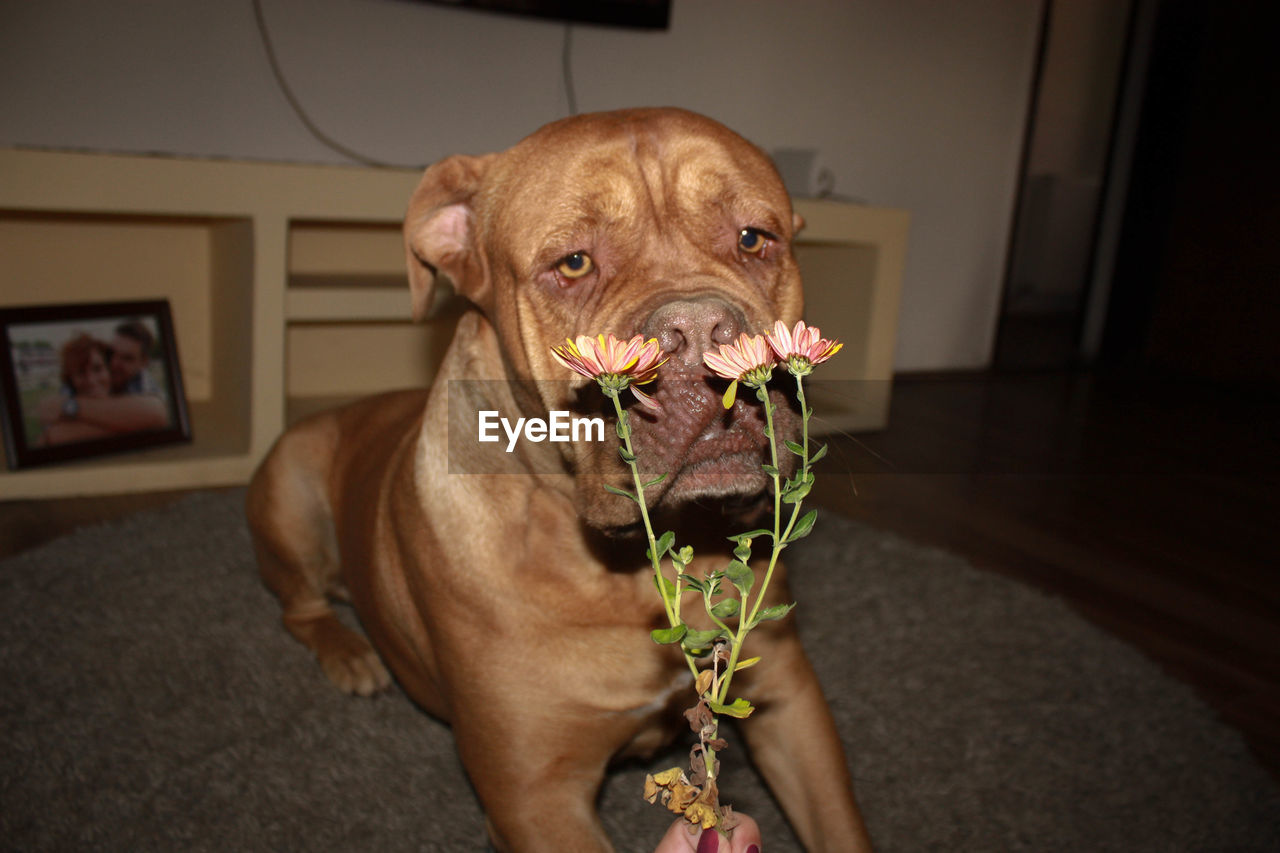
0;300;192;470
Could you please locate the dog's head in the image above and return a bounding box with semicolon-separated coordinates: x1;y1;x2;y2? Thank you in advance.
406;108;805;530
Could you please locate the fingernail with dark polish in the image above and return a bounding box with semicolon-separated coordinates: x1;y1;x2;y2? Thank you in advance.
696;830;718;853
746;845;760;853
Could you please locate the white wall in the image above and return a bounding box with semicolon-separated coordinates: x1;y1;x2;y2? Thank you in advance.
0;0;1043;372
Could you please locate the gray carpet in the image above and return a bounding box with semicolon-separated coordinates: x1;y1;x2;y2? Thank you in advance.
1;489;1277;852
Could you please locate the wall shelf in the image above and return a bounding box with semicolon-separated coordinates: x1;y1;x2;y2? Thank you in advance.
0;149;906;498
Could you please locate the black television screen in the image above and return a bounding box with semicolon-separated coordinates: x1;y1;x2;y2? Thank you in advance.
417;0;671;29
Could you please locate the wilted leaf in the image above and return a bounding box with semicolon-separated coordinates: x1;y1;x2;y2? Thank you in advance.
684;800;718;829
684;699;714;733
652;767;685;787
667;783;700;814
695;669;715;696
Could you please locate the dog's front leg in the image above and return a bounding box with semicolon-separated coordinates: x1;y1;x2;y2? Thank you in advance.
452;703;618;852
740;629;874;852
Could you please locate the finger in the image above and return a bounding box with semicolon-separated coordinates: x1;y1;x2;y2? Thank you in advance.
652;814;763;853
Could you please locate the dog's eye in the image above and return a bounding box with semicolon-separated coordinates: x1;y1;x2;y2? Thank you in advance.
555;252;595;280
738;228;768;255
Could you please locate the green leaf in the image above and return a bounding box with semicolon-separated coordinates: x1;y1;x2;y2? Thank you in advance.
615;413;629;439
724;560;754;596
810;442;828;465
734;656;762;672
603;483;638;503
654;573;678;598
761;463;779;478
784;439;805;456
721;379;739;409
643;472;668;488
650;624;688;645
676;545;695;564
708;697;754;719
648;531;675;562
727;529;772;544
710;598;740;619
681;627;725;652
732;541;752;562
751;602;796;626
782;479;812;505
618;447;636;464
683;575;708;594
784;509;818;543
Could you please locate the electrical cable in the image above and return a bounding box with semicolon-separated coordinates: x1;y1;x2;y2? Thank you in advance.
562;24;578;115
251;0;422;169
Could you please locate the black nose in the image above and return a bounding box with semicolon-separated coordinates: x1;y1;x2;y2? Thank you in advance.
642;298;745;368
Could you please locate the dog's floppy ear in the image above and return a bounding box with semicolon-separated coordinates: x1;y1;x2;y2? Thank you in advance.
404;153;495;320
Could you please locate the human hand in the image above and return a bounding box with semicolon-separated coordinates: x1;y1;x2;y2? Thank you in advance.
653;813;762;853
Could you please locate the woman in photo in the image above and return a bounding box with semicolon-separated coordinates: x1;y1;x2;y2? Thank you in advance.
37;333;118;446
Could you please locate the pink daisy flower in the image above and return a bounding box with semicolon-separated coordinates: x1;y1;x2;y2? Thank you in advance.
702;332;776;408
765;320;842;376
549;333;666;410
703;332;776;386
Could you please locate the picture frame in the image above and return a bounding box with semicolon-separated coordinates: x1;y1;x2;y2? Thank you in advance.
0;300;192;470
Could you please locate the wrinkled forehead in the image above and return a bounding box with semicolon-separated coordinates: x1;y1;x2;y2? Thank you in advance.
481;114;788;254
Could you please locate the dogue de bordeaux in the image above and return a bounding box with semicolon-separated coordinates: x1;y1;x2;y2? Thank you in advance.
247;108;872;852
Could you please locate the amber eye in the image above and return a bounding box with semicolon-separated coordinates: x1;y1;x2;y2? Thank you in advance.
556;252;594;280
738;228;767;255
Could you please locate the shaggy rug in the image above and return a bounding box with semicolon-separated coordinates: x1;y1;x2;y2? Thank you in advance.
1;489;1277;851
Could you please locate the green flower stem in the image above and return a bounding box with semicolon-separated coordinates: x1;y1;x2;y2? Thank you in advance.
716;377;811;707
608;390;700;681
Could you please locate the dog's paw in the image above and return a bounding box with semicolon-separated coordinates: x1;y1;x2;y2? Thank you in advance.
319;643;392;697
294;612;392;697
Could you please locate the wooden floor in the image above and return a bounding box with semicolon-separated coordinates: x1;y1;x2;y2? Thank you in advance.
2;370;1277;777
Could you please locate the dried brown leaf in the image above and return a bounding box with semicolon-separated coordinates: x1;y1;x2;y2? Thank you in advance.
684;801;718;830
666;783;700;814
696;669;715;696
684;699;714;733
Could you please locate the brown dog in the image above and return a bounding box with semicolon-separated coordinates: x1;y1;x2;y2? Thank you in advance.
246;108;872;851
